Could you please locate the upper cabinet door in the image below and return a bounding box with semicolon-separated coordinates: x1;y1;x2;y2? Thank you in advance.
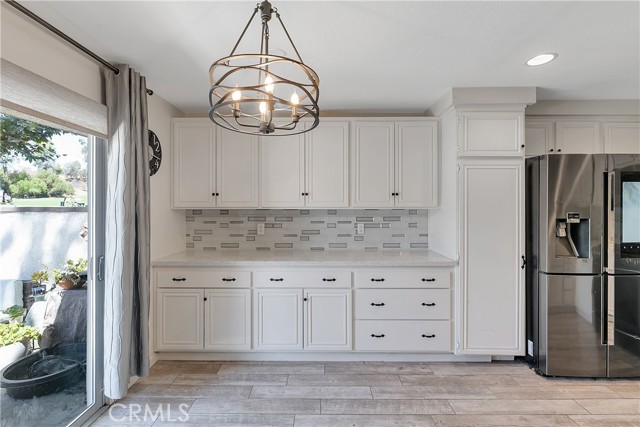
395;122;438;208
555;121;602;154
525;120;554;157
603;122;640;154
305;121;349;208
260;134;305;207
172;120;216;208
458;111;524;157
351;122;394;207
216;127;259;208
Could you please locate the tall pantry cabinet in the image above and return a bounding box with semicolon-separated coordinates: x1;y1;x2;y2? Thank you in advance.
429;88;535;357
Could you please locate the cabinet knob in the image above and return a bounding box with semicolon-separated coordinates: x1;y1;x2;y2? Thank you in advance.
370;302;385;307
521;144;525;148
303;297;308;301
557;149;562;152
371;334;385;338
421;302;436;307
421;278;436;282
549;149;554;152
171;278;186;282
421;334;436;338
370;278;385;282
204;297;207;301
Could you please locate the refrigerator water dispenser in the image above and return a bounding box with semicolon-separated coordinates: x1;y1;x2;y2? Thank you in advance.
555;213;590;258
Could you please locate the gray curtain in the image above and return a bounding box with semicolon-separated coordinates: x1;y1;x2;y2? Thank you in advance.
103;64;150;399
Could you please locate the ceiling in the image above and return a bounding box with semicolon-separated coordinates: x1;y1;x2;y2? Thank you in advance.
21;1;640;115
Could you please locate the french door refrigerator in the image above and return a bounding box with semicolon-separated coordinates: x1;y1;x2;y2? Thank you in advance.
526;154;640;377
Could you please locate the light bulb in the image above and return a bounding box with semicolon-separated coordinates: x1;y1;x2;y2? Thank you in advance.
264;75;274;93
290;92;299;105
232;89;242;101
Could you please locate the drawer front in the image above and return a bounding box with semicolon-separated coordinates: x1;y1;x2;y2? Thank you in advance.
356;289;450;320
355;320;451;352
355;269;450;288
253;271;351;288
157;269;251;288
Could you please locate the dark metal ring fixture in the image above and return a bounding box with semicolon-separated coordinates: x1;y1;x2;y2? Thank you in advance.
209;1;320;136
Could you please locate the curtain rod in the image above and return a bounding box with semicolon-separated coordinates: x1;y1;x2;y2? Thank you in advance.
5;0;154;96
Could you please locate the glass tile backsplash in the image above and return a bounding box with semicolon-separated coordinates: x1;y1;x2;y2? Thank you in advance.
185;209;428;251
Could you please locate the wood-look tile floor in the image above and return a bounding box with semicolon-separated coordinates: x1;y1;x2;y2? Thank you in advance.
91;360;640;427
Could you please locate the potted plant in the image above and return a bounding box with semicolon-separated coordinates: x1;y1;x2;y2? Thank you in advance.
52;258;88;290
1;305;25;323
0;322;40;370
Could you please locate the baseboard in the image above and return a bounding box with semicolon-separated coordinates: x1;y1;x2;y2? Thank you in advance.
154;352;492;362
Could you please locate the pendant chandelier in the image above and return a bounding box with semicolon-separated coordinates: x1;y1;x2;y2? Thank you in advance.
209;1;320;136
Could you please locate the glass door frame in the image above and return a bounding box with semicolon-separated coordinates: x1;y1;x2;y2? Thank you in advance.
69;135;106;426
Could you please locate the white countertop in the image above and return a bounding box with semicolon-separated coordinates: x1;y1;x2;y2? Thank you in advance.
153;250;457;268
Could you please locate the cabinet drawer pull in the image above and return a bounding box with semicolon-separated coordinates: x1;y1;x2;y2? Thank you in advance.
421;302;436;307
322;278;336;282
371;334;385;338
370;278;385;282
171;278;186;282
370;302;385;307
421;334;436;338
269;278;284;282
221;278;236;282
421;278;436;282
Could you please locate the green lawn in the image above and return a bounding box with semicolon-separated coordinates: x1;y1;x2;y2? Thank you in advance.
11;197;87;207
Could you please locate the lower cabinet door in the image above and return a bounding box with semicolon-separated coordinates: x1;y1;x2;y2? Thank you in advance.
156;288;204;351
355;320;451;352
305;289;352;351
204;289;251;351
254;289;303;350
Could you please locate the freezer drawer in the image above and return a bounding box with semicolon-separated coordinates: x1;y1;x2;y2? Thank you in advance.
607;274;640;377
539;273;606;377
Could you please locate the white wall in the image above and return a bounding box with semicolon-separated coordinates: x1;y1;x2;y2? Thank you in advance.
148;95;185;260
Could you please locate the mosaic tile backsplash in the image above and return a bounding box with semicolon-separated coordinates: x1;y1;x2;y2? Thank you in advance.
185;209;429;252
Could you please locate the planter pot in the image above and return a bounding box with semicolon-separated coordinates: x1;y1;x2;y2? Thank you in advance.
0;342;26;371
57;279;86;290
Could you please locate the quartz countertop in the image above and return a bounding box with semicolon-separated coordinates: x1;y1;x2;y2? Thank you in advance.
152;250;456;268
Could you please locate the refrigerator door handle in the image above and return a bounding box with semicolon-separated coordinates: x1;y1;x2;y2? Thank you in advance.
607;275;615;346
601;278;606;345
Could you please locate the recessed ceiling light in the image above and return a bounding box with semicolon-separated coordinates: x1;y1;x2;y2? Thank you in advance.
526;53;558;66
526;53;558;67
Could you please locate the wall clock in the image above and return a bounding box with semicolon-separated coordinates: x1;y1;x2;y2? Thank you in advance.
148;129;162;176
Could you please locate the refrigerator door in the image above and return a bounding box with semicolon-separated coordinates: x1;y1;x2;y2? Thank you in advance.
540;155;606;275
539;273;606;377
605;155;640;275
606;274;640;377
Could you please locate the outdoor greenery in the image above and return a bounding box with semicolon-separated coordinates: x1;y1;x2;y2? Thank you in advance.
2;305;25;322
0;114;86;205
52;258;88;287
0;323;40;347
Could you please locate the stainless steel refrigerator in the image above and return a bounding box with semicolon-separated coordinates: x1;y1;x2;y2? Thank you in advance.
526;154;640;377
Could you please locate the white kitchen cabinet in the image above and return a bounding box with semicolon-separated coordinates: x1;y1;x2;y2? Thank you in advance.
458;158;525;355
354;267;452;352
351;120;438;207
254;288;303;350
458;111;524;156
216;128;259;207
305;121;350;207
172;120;215;208
304;289;352;350
555;121;602;154
525;120;554;157
204;289;251;351
603;122;640;154
156;288;204;351
156;268;252;352
261;121;349;208
172;119;258;208
260;134;306;207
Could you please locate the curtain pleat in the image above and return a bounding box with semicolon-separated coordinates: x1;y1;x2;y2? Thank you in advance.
103;64;150;399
